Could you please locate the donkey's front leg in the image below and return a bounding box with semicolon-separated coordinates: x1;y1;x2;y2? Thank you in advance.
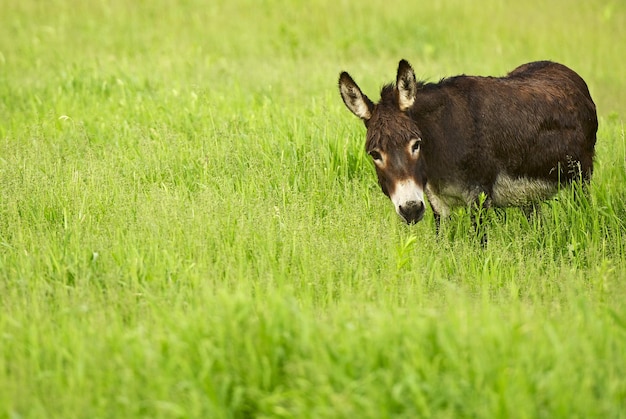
433;212;442;236
471;193;491;246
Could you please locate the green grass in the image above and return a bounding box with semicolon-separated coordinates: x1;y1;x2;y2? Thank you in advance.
1;0;626;417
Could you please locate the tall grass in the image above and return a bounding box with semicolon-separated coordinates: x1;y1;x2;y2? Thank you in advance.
1;0;626;417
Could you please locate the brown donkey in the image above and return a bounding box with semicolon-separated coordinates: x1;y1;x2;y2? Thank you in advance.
339;60;597;231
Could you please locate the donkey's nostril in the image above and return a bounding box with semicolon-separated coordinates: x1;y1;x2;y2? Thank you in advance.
399;201;425;224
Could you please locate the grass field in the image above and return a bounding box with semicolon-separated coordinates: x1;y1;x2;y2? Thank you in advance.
1;0;626;417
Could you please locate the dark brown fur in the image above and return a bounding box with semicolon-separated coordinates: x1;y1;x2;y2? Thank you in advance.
339;60;598;228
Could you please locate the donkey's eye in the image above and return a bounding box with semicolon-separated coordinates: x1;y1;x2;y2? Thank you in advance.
411;139;422;154
369;150;383;161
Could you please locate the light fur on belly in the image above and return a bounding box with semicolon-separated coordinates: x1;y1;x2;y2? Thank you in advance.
425;174;558;216
491;174;557;207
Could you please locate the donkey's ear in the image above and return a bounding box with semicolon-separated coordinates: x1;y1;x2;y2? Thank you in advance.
396;59;417;111
339;72;373;121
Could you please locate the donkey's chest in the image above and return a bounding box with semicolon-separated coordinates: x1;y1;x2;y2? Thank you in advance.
426;173;558;216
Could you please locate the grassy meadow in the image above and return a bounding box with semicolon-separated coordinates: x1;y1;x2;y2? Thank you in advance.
1;0;626;417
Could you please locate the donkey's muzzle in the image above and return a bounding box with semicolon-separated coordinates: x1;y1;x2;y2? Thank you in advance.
398;201;425;224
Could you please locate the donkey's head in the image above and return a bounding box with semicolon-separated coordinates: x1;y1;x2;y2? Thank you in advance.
339;60;426;224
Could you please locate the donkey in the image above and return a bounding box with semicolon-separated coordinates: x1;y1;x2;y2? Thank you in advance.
338;60;597;232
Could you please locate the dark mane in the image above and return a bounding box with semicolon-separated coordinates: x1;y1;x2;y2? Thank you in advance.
379;79;436;103
379;83;397;106
377;78;451;109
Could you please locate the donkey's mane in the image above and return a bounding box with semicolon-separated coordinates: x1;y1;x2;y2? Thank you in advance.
379;84;398;107
378;78;444;106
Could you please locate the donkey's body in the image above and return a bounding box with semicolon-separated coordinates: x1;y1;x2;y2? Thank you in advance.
339;60;597;227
